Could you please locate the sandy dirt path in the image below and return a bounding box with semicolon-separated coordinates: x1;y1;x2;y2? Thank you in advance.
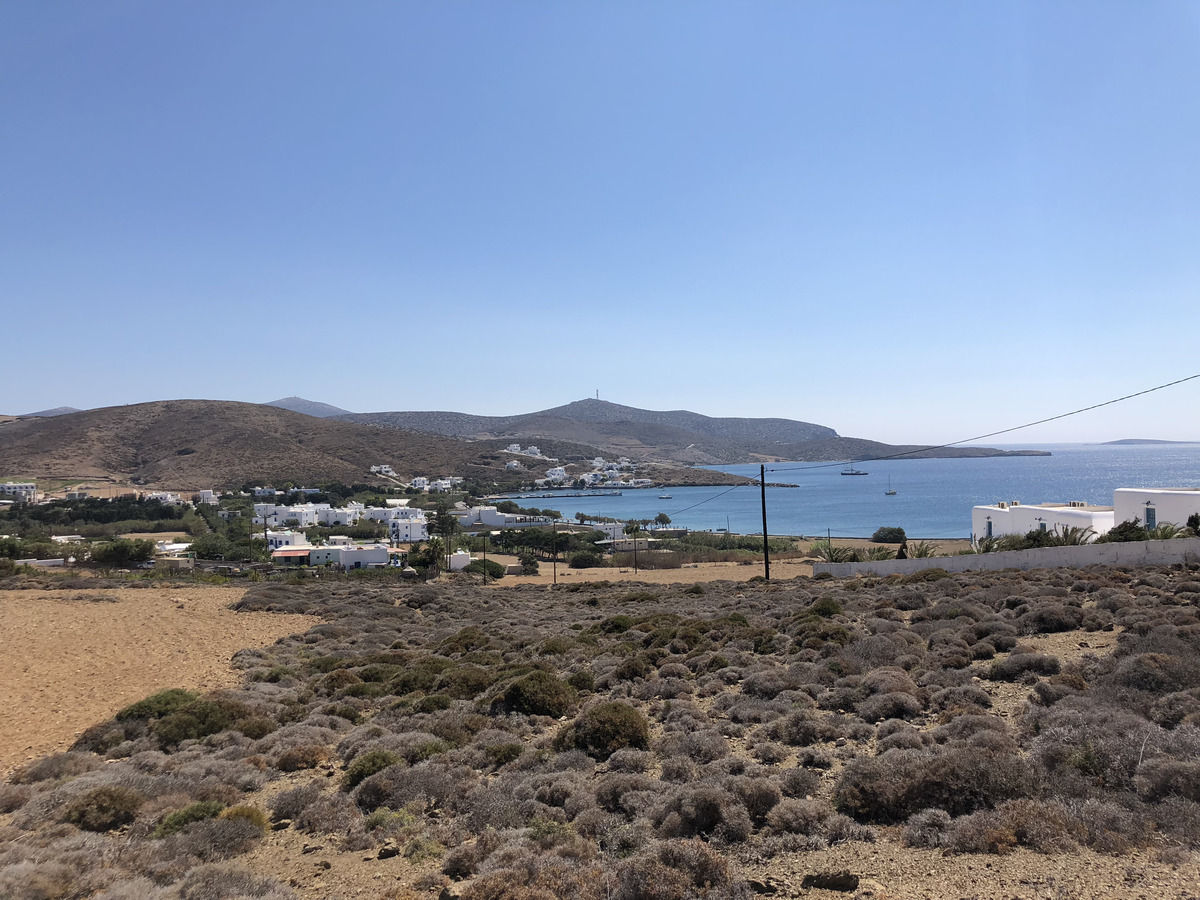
0;585;319;775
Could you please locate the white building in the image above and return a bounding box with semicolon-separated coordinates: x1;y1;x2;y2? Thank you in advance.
265;530;310;550
253;487;279;497
389;518;429;542
254;504;322;528
316;505;361;526
143;491;184;505
506;443;523;454
371;465;396;476
428;479;454;492
196;490;220;505
974;485;1200;543
525;446;541;457
411;477;429;491
0;482;38;503
971;500;1114;542
448;550;473;572
455;506;556;529
545;467;569;483
505;460;523;471
1113;488;1200;531
344;546;389;568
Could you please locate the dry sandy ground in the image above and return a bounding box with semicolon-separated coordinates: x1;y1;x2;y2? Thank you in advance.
491;554;817;586
459;540;971;588
0;585;319;775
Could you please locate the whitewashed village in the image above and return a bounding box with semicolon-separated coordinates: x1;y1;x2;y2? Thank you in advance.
3;447;1200;576
0;448;670;574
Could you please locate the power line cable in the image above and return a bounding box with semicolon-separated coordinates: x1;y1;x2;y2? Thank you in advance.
655;371;1200;518
766;372;1200;475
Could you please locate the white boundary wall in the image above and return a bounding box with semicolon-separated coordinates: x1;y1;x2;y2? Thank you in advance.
813;538;1200;578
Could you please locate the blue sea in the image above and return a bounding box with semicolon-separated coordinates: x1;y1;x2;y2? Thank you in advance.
500;443;1200;539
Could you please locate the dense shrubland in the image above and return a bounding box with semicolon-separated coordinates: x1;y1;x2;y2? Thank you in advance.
5;562;1200;897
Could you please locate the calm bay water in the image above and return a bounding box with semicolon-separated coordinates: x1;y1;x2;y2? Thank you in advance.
502;444;1200;539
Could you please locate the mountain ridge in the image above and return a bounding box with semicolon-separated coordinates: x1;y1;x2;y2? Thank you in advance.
264;397;353;418
336;398;1047;465
0;400;742;491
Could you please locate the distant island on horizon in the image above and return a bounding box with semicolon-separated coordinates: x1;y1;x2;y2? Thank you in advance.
1103;439;1199;445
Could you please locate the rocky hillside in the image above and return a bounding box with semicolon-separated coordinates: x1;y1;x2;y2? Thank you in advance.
337;399;1047;466
0;401;741;491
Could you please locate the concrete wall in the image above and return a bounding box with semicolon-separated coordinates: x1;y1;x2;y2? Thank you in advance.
814;537;1200;578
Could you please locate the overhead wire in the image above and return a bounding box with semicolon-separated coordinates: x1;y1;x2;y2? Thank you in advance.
654;372;1200;519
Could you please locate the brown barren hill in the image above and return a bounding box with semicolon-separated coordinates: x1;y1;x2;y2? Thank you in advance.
0;399;744;490
0;400;480;488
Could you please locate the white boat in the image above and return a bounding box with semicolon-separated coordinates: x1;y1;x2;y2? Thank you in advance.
885;476;897;496
658;493;672;499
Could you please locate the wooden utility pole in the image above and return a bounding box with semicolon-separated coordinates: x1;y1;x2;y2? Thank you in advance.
760;464;770;581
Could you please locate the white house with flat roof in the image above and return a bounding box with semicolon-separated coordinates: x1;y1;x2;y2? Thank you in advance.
316;505;361;526
389;517;428;542
1114;488;1200;531
455;506;556;529
971;500;1114;543
265;530;310;550
143;491;184;505
0;482;37;503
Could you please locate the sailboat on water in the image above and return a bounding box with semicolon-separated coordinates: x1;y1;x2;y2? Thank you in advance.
885;476;897;496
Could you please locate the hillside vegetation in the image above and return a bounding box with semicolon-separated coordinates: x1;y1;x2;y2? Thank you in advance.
3;563;1199;898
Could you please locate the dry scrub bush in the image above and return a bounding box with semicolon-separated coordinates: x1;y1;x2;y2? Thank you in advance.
654;785;753;843
177;863;296;899
10;751;103;785
766;798;828;835
944;799;1082;855
64;784;146;831
556;702;650;760
833;747;1033;823
10;567;1200;897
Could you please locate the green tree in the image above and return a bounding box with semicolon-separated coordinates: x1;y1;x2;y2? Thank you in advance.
654;513;672;527
1097;518;1149;543
91;539;155;567
190;533;233;560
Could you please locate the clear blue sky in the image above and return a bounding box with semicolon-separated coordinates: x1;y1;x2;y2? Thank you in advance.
3;2;1198;444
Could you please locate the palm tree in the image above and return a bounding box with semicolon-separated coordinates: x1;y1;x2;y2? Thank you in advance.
1148;523;1183;540
1052;525;1097;546
810;540;852;563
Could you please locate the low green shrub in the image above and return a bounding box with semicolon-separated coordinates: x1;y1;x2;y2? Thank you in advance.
343;749;404;791
494;671;577;717
116;688;199;721
154;801;226;837
558;701;651;760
